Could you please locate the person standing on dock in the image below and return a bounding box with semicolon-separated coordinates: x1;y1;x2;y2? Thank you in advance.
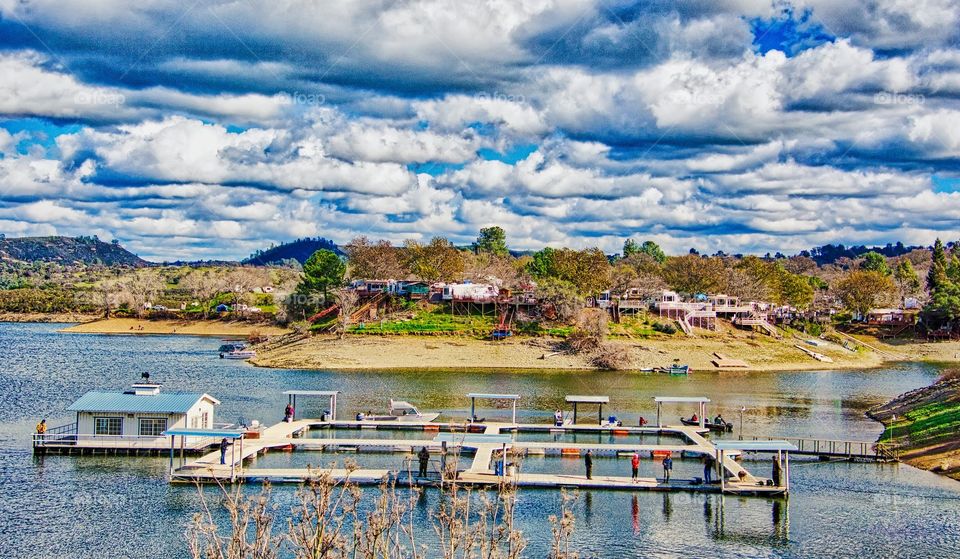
703;454;714;484
219;438;232;465
631;452;640;482
418;446;430;477
554;409;563;427
35;419;46;435
584;450;593;480
284;403;294;423
663;454;673;482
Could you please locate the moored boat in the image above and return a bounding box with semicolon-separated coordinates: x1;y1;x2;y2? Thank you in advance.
358;399;440;422
680;417;734;432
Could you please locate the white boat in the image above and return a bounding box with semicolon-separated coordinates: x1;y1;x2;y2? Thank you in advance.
220;349;256;360
359;399;440;422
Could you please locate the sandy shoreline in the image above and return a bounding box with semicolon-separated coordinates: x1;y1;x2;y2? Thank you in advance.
60;317;291;337
11;314;956;372
248;330;915;372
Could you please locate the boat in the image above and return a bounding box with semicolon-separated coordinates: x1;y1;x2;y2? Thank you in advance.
657;364;691;375
220;348;256;360
359;399;440;422
680;418;734;433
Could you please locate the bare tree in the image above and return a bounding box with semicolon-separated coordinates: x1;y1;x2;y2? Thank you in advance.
119;269;166;318
182;269;226;318
335;288;359;340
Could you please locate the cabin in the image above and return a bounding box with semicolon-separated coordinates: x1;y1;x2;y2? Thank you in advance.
34;381;221;454
441;282;499;303
388;280;430;300
864;308;918;326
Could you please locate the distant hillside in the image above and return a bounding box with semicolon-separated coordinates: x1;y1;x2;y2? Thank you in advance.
801;242;924;266
0;236;147;267
243;237;341;266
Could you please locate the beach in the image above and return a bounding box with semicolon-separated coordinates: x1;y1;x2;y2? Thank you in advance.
248;330;901;372
60;317;291;337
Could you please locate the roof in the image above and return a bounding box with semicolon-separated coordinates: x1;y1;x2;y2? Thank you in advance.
67;391;218;413
466;393;520;400
653;396;711;403
163;428;245;438
283;390;339;396
565;395;609;404
433;433;515;445
713;440;798;452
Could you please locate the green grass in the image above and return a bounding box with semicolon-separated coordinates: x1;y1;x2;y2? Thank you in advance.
882;400;960;448
348;305;495;335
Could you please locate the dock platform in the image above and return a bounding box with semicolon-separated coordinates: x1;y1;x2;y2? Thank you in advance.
167;419;791;497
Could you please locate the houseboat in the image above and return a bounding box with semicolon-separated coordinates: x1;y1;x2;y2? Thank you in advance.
33;380;222;455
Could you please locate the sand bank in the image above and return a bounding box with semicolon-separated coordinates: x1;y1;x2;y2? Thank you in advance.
61;317;291;337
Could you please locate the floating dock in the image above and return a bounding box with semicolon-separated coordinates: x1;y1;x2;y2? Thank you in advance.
165;419;794;497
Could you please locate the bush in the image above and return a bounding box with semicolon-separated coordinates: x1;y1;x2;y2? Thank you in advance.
591;342;633;370
652;321;677;335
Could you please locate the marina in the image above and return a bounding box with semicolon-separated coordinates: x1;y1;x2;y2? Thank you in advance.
6;323;960;559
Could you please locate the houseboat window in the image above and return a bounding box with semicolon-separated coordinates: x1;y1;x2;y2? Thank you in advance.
94;417;123;436
202;412;210;428
190;416;199;428
139;418;167;437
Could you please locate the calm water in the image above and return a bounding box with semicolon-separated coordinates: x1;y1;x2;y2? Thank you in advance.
2;322;959;558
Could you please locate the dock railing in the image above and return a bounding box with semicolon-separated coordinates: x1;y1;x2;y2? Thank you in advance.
34;432;221;450
747;436;897;461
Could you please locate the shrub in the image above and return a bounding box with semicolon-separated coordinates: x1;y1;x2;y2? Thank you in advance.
652;321;677;335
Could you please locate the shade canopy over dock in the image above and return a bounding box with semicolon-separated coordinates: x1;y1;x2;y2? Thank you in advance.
466;393;520;424
565;395;610;424
653;396;710;427
283;390;339;420
714;440;797;492
162;428;246;480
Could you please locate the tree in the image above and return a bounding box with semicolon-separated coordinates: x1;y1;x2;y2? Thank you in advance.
334;287;359;340
527;247;556;279
662;255;726;294
548;248;611;296
622;239;640;258
833;270;896;317
534;278;583;323
927;238;949;293
463;252;521;287
182;268;226;318
861;252;891;276
225;267;269;314
404;237;464;283
344;237;406;280
474;226;509;257
639;241;666;264
301;250;346;303
893;259;921;303
119;269;166;318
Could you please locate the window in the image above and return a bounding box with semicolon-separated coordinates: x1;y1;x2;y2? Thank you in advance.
190;416;199;429
138;418;167;437
94;417;123;436
201;412;210;429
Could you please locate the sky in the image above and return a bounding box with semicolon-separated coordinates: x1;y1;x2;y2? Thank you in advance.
0;1;959;262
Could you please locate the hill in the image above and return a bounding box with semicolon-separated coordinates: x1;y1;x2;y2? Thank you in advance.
243;237;341;266
0;236;147;267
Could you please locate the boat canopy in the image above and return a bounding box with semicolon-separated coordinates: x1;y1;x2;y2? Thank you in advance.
713;440;798;452
465;393;520;424
565;395;610;424
282;390;339;420
433;433;514;445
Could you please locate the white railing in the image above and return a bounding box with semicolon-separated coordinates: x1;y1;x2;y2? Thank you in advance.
33;433;219;450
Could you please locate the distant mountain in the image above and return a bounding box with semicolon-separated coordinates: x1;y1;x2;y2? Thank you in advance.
243;237;341;266
0;235;148;267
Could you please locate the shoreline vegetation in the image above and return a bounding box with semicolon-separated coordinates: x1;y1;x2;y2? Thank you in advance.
870;369;960;481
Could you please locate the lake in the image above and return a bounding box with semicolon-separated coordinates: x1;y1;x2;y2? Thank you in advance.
1;322;958;558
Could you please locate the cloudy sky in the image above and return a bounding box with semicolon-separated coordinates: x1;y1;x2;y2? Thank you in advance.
1;0;959;261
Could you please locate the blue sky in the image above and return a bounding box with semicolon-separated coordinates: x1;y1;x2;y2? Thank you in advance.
0;1;959;261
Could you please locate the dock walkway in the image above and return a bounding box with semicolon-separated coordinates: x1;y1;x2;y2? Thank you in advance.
169;418;787;496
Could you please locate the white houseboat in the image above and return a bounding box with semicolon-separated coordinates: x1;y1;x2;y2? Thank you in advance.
33;380;222;455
